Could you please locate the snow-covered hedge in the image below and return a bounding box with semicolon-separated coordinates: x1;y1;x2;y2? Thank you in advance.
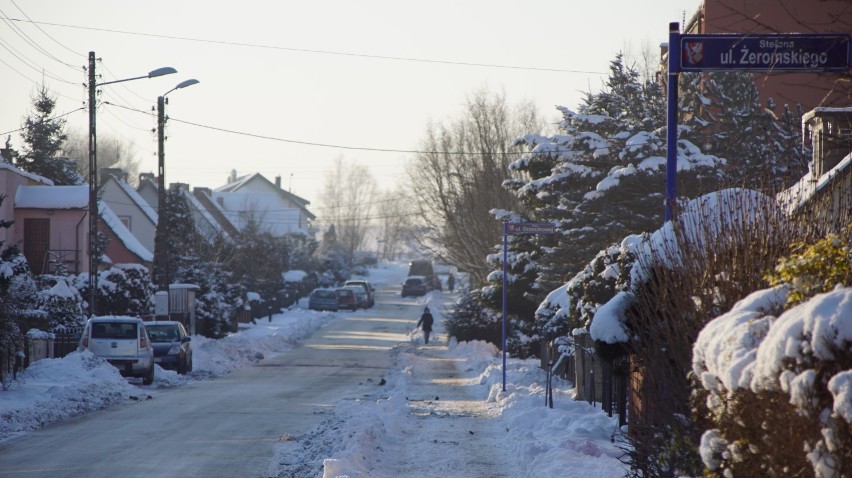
693;286;852;478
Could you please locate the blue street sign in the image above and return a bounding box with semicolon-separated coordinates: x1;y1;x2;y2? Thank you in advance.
506;222;557;235
678;33;851;72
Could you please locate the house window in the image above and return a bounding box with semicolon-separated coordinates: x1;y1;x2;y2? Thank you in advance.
23;218;50;275
118;215;132;230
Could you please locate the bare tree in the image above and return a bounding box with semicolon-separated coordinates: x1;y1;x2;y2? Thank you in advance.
406;87;543;287
62;129;141;185
319;157;378;265
375;188;412;261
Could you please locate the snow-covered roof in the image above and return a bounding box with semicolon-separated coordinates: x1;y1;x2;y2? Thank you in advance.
282;270;308;282
0;161;53;185
776;151;852;213
108;175;158;223
15;185;88;209
214;172;259;193
182;188;227;238
99;202;153;262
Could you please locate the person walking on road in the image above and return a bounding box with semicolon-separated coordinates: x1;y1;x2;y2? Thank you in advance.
416;307;434;345
447;273;455;292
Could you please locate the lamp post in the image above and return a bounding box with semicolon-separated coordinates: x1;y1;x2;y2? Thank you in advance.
87;51;176;318
154;79;199;300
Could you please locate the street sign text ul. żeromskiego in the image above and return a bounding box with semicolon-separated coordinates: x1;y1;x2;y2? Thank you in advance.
506;222;557;235
679;34;850;72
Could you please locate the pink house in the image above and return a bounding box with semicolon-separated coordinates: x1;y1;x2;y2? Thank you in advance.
13;184;89;275
1;158;152;276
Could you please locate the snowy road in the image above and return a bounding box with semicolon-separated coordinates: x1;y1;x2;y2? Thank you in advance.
0;287;417;478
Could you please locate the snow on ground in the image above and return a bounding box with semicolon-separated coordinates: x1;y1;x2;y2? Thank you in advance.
276;279;626;478
0;261;627;477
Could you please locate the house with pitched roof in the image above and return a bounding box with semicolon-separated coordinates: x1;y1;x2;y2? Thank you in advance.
212;170;315;236
100;169;159;254
0;155;153;276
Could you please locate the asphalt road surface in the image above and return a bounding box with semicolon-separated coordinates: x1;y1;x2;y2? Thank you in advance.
0;286;422;478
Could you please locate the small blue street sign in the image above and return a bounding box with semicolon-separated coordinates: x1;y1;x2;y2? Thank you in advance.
505;222;557;235
678;34;850;72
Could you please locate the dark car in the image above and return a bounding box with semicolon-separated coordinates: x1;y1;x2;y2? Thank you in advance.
309;288;339;312
145;321;193;375
335;288;359;311
401;276;430;298
343;280;375;307
343;285;369;309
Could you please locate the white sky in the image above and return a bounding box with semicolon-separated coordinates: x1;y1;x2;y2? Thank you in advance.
0;0;701;209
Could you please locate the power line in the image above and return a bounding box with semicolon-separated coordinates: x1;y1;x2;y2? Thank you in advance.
0;4;79;69
0;107;85;136
102;101;528;156
1;16;608;75
9;0;84;59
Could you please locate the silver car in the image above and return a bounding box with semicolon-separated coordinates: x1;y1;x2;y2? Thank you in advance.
79;316;155;385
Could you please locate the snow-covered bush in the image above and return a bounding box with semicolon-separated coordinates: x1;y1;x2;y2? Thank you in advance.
444;291;503;348
35;275;84;329
96;264;155;317
693;286;852;478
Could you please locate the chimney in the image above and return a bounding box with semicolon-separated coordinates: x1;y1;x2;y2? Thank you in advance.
275;175;281;189
229;169;237;184
99;167;126;185
139;172;155;183
193;186;212;197
804;108;852;177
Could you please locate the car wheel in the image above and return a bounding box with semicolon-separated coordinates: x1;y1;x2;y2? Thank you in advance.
143;365;155;385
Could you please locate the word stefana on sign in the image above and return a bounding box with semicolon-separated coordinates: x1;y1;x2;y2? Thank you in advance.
505;222;557;235
678;33;850;72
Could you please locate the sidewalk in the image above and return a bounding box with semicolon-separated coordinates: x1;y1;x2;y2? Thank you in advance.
385;335;519;477
295;294;626;478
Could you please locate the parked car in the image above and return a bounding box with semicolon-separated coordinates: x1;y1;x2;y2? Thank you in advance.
408;260;435;287
335;287;359;311
145;321;193;375
343;280;375;307
308;288;339;312
78;316;155;385
343;285;369;309
401;276;430;298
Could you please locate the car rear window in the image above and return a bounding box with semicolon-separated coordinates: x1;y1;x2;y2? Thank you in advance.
91;322;137;339
314;290;336;299
147;325;179;341
405;278;423;286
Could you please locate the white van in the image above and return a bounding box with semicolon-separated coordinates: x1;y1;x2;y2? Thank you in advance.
79;316;155;385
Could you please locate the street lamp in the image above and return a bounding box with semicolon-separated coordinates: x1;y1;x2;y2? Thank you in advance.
87;51;176;318
154;79;199;299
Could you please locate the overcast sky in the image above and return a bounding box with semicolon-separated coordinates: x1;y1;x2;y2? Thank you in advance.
0;0;701;211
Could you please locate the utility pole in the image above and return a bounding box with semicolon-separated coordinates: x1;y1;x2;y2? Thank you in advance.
156;95;169;293
87;51;98;317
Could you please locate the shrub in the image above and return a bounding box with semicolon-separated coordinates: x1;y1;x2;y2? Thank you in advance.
444;291;503;348
767;224;852;307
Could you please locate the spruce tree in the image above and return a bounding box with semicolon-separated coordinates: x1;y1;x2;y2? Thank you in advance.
18;85;80;185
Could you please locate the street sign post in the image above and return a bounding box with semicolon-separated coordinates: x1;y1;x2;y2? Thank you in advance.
501;221;557;391
665;24;852;221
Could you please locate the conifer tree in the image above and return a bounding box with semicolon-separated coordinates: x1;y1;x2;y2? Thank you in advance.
18;85;80;185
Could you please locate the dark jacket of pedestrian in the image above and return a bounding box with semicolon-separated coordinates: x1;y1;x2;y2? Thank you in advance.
416;307;435;344
416;308;434;332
